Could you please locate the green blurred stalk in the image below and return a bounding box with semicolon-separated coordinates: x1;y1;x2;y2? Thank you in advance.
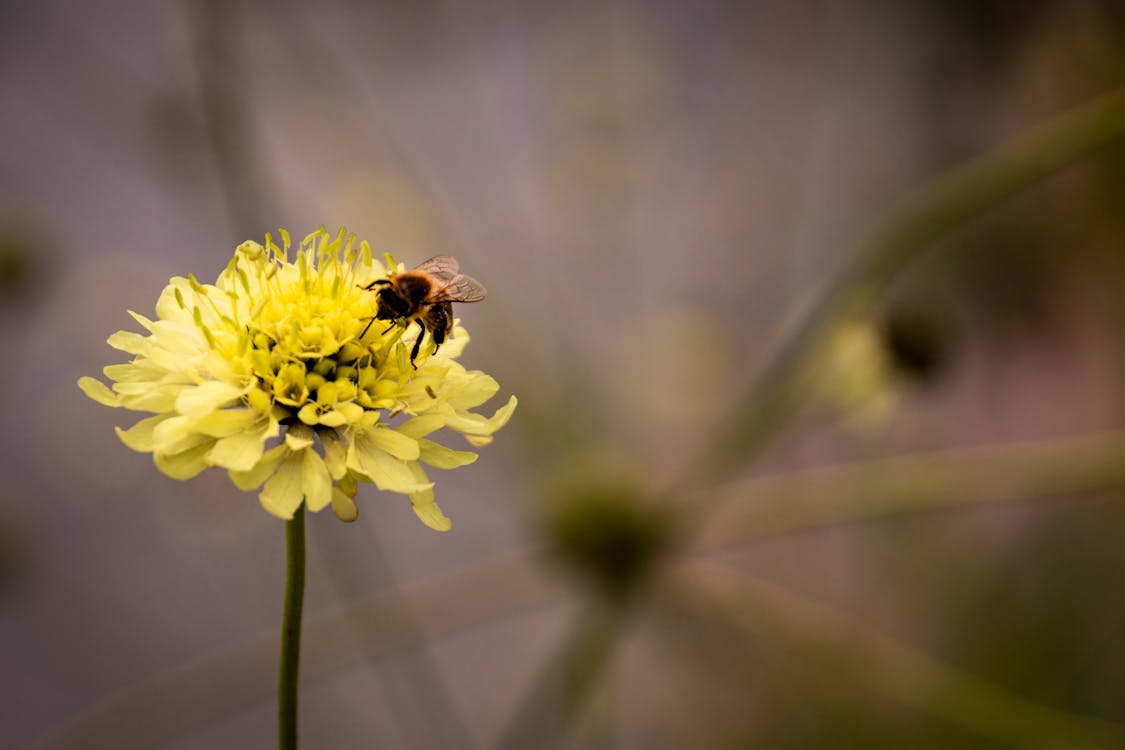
693;429;1125;547
669;560;1125;748
279;505;306;750
686;86;1125;490
30;552;556;750
190;0;273;237
493;603;625;750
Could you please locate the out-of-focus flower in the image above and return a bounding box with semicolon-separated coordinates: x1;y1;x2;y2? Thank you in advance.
78;228;516;530
814;320;900;430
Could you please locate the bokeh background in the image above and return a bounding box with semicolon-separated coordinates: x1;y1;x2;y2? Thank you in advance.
5;1;1125;748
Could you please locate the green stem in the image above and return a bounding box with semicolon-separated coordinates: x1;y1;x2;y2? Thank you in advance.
671;562;1125;748
493;604;624;750
34;553;556;750
682;85;1125;491
279;504;306;750
693;429;1125;548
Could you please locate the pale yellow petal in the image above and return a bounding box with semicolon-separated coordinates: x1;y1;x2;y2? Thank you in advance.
117;386;179;413
230;445;287;490
320;431;348;480
157;317;208;350
364;425;420;460
285;423;316;451
152;415;205;454
316;409;348;428
208;429;266;472
396;415;446;439
154;441;215;480
175;381;243;418
154;278;192;321
103;363;162;383
148;340;202;369
480;394;518;432
331;487;358;522
411;498;451;531
335;402;365;423
259;452;305;519
194;408;261;438
301;450;333;512
445;395;518;438
297;403;320;425
77;376;121;407
444;373;500;410
126;309;155;331
106;363;169;388
115;414;173;452
407;465;451;531
418;439;478;470
348;433;432;493
107;330;151;355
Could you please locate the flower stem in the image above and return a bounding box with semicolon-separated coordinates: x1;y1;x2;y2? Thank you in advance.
493;604;624;750
279;504;306;750
680;85;1125;492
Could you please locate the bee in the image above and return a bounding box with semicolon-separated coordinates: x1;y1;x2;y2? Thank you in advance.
360;255;487;366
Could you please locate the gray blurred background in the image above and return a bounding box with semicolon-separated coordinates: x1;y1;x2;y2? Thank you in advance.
4;1;1125;748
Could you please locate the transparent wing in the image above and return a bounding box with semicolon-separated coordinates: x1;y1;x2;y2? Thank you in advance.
414;255;461;282
431;274;487;303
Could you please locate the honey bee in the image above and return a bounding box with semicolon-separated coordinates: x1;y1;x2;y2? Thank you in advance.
360;255;487;365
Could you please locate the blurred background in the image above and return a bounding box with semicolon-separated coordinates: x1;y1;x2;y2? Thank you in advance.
4;0;1125;748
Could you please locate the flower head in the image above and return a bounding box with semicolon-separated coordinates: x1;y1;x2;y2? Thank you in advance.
79;228;516;530
813;319;899;430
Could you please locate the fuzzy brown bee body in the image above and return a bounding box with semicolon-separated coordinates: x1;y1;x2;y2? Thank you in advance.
361;256;486;365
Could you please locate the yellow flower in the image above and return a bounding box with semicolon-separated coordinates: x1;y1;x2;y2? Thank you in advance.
814;320;899;430
78;228;516;530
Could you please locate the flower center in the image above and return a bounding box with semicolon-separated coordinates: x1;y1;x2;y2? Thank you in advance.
248;324;366;403
227;241;412;428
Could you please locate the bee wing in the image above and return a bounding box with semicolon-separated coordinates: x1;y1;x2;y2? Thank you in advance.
414;255;461;282
432;274;487;303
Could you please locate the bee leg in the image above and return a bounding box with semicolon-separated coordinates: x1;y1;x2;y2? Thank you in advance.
409;319;427;368
428;301;452;358
358;316;405;341
431;323;446;355
358;316;377;339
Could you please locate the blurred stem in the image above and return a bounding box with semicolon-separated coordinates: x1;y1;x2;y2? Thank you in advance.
668;560;1125;748
279;505;306;750
310;520;475;750
683;86;1125;490
692;429;1125;548
190;0;271;237
493;603;625;750
31;552;556;750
